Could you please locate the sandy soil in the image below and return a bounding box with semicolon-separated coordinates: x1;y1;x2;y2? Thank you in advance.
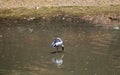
0;0;120;8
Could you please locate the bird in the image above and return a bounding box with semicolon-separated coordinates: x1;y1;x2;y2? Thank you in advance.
51;38;64;51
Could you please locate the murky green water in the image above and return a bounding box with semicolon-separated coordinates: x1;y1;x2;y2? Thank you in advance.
0;19;120;75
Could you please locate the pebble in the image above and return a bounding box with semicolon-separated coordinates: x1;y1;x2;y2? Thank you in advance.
42;16;46;20
62;17;65;20
35;6;40;10
27;17;35;21
113;26;119;30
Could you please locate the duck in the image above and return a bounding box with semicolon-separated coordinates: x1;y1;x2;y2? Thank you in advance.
51;38;64;51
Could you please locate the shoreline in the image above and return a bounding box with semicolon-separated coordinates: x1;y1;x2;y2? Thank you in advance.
0;5;120;17
0;5;120;26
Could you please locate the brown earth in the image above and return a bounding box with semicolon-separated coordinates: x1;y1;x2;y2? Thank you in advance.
0;0;120;26
0;0;120;8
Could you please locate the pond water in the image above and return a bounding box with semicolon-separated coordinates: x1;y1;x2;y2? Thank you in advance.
0;19;120;75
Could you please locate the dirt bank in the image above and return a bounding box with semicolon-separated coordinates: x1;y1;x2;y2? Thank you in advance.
0;0;120;8
0;0;120;26
0;11;120;26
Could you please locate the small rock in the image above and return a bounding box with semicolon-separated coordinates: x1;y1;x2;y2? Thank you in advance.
35;6;40;10
42;16;46;20
62;17;65;20
113;26;119;30
27;17;35;21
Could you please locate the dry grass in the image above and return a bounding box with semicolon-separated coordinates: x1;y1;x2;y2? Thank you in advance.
0;5;120;18
0;0;120;8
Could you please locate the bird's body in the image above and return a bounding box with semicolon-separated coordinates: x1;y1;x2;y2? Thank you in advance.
51;38;64;51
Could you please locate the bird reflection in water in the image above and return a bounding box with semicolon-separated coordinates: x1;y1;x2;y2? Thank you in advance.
51;54;64;68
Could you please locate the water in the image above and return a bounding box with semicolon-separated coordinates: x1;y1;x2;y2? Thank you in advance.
0;19;120;75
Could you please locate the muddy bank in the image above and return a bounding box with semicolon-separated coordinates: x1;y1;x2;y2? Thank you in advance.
81;13;120;25
0;6;120;26
0;13;120;27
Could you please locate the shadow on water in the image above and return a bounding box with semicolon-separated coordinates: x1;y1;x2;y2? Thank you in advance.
50;51;63;54
0;16;120;75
